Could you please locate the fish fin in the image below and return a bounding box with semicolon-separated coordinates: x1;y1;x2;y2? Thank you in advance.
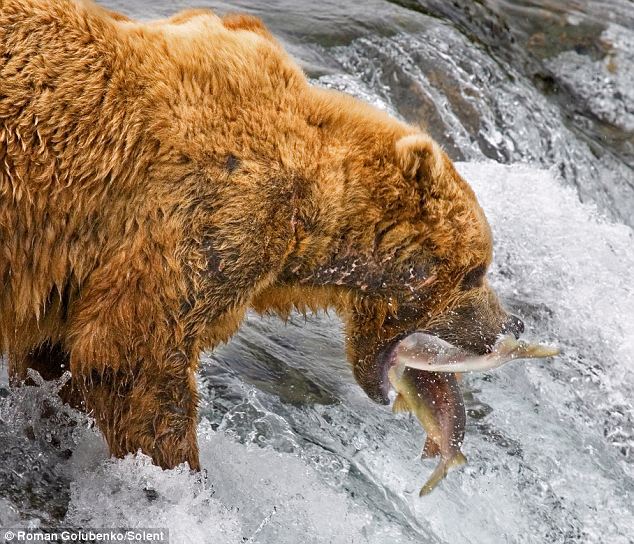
421;437;440;459
392;393;410;414
419;452;468;496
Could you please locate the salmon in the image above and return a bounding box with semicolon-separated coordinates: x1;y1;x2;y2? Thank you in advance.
388;333;559;495
395;333;560;373
388;364;467;495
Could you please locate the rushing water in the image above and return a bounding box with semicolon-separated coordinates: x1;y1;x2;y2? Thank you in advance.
1;1;633;543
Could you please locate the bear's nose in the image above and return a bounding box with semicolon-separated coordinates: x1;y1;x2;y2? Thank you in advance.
502;314;525;339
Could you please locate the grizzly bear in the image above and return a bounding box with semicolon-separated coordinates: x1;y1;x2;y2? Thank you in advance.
0;0;524;470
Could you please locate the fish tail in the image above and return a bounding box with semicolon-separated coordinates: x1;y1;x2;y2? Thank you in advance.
419;452;468;496
419;462;448;496
518;345;561;358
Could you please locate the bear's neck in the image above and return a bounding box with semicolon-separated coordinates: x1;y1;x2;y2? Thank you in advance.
280;87;414;289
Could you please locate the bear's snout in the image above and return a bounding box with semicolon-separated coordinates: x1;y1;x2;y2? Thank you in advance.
501;314;524;339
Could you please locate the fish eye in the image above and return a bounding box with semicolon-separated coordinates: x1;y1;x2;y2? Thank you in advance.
461;264;486;290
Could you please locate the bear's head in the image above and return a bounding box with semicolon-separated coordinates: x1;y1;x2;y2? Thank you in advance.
336;134;524;403
254;132;522;403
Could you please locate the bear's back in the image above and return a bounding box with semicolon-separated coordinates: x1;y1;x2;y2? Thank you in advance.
0;0;312;347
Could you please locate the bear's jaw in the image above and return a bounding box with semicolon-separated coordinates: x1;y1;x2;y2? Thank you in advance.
381;339;402;402
368;333;410;404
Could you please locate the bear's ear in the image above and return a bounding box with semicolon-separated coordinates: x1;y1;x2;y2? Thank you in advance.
395;134;444;184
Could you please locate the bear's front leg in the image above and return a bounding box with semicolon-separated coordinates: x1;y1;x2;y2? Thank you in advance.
67;255;202;470
73;349;201;470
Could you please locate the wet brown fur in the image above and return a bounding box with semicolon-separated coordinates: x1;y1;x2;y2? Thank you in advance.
0;0;510;469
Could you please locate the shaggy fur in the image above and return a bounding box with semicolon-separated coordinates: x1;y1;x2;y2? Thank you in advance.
0;0;520;469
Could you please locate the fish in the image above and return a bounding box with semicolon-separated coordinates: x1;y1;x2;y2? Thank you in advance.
395;333;560;373
388;364;467;495
388;333;559;495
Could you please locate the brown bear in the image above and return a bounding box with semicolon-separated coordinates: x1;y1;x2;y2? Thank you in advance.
0;0;524;470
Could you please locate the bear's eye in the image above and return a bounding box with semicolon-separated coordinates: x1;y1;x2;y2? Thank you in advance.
462;264;486;290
